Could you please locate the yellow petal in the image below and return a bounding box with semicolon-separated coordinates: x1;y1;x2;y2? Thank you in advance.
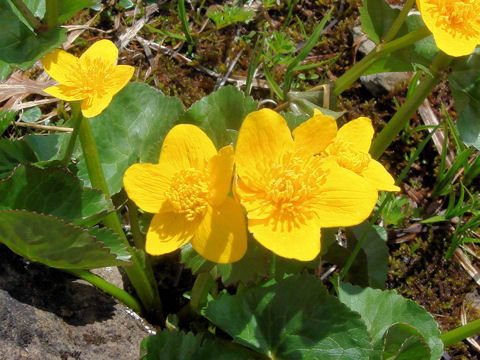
235;108;294;183
336;117;374;153
123;163;175;213
42;49;80;86
158;124;217;172
79;39;118;68
314;163;378;228
105;65;135;94
234;176;273;220
145;212;197;255
361;159;400;191
81;93;113;118
417;0;479;57
248;216;321;261
207;145;234;206
43;85;86;101
293;113;337;156
192;198;247;263
432;30;477;57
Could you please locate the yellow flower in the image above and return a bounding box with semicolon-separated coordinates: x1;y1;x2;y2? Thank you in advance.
314;110;400;192
417;0;480;56
41;39;134;118
234;109;379;261
123;124;247;264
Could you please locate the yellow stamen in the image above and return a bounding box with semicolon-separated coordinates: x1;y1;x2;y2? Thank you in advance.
425;0;480;39
165;168;209;221
327;139;370;173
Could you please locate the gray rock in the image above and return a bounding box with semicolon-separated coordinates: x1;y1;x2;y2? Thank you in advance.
0;244;152;360
352;26;411;96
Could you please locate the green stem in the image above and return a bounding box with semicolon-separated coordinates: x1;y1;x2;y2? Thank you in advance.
64;269;142;314
9;0;41;31
61;101;82;167
441;318;480;347
127;199;145;250
333;26;431;96
77;116;162;320
383;0;415;43
45;0;58;28
370;52;453;158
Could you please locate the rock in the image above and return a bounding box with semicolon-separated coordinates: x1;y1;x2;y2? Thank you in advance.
0;244;153;360
352;26;411;96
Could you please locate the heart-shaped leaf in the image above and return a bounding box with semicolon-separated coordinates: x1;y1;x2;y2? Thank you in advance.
206;274;373;359
338;282;443;360
0;210;131;269
0;164;114;226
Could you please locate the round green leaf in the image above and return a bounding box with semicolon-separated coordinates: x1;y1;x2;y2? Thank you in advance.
140;330;252;360
338;282;443;360
0;164;113;226
177;86;257;148
0;210;131;269
0;138;38;179
76;82;185;195
206;274;373;360
382;322;431;360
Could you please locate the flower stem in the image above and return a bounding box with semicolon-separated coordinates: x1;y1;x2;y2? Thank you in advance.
61;101;82;167
333;26;431;96
127;199;145;250
370;51;453;159
441;318;480;347
77;116;162;320
383;0;416;43
45;0;58;28
9;0;41;31
64;268;142;314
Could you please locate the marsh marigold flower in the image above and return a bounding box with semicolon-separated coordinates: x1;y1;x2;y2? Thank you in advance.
417;0;480;56
312;110;400;192
42;39;134;118
124;124;247;263
234;109;379;261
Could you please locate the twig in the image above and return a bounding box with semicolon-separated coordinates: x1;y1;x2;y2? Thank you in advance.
14;122;73;132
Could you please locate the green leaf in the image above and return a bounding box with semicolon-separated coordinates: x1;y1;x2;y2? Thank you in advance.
0;109;16;136
213;236;270;285
359;0;402;44
75;82;185;195
58;0;97;23
0;138;38;179
362;15;437;75
178;86;257;148
23;132;70;161
207;5;254;30
140;330;252;360
0;1;66;69
0;210;130;269
21;106;42;122
348;223;389;289
338;282;443;360
6;0;45;31
382;322;431;360
0;59;13;81
206;274;373;359
0;164;114;226
449;52;480;148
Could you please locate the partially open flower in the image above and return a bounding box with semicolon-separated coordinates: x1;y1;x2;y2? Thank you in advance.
124;124;247;264
234;109;379;261
417;0;480;56
42;39;134;117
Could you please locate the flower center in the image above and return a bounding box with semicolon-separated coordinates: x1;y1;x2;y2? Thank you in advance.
165;168;209;221
327;140;370;173
77;57;115;96
265;152;327;222
426;0;480;39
